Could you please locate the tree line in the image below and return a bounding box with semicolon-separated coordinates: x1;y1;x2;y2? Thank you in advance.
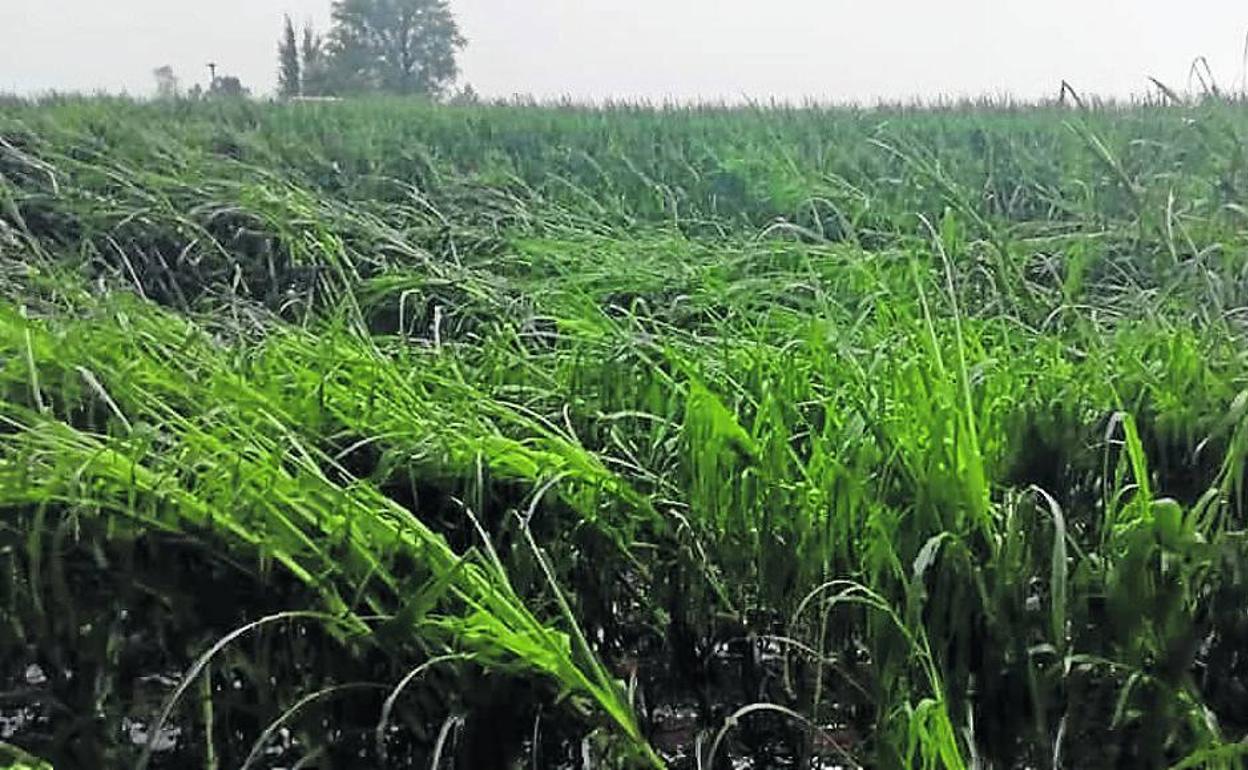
278;0;466;99
154;65;250;101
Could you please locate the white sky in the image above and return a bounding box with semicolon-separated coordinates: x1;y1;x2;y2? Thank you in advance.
1;1;1246;102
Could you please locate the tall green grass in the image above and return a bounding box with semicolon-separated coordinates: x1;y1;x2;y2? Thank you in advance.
3;95;1248;768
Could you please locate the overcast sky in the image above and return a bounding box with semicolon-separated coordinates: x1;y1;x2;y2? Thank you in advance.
1;1;1246;103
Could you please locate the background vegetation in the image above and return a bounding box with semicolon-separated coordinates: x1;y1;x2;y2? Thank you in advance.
278;0;465;99
3;94;1248;768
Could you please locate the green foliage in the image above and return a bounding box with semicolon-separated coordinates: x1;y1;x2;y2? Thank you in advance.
4;95;1248;768
300;25;331;97
278;15;301;98
208;75;250;99
0;743;53;770
327;0;465;96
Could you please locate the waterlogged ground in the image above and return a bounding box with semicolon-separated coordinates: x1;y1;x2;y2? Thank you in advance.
3;97;1248;768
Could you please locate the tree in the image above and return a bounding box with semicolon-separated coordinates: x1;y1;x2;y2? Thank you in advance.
278;15;301;97
209;75;250;99
301;25;330;96
448;83;480;105
152;65;179;99
327;0;465;96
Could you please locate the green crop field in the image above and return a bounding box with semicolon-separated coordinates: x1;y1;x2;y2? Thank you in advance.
3;95;1248;769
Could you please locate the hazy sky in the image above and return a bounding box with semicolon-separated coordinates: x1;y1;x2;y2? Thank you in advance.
2;1;1246;102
